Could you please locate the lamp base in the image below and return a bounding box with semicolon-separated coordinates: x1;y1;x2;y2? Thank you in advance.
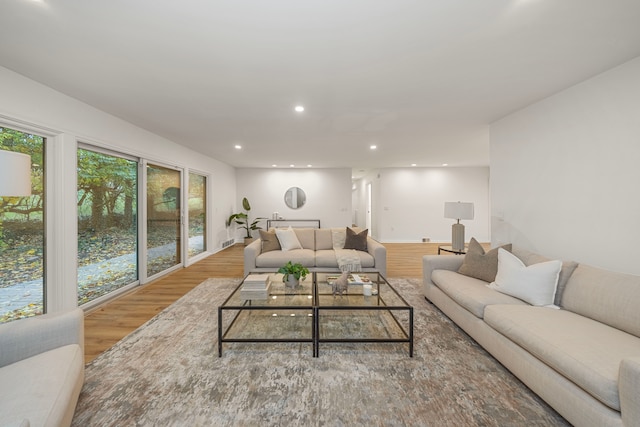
451;223;465;252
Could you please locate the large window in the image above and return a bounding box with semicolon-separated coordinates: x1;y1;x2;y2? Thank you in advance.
0;127;45;323
188;172;206;258
146;163;181;277
77;147;138;305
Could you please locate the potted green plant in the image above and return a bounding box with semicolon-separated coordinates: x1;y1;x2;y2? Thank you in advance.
227;197;266;245
277;261;310;288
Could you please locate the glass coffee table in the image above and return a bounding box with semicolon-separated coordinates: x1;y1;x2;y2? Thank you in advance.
218;272;413;357
314;272;413;357
218;273;315;357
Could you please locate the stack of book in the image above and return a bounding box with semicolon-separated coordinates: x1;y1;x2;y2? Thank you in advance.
240;273;272;300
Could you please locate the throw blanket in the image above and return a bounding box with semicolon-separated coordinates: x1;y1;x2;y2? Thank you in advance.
335;249;362;272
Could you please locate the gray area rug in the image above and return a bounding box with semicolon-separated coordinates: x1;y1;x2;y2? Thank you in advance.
72;278;569;426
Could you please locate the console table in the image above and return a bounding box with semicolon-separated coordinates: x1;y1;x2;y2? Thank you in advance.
438;245;467;255
266;219;321;229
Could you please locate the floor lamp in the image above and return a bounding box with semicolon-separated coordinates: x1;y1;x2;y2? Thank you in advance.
0;149;32;197
444;202;474;252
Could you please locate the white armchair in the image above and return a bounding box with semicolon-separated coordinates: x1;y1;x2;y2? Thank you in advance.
0;308;85;427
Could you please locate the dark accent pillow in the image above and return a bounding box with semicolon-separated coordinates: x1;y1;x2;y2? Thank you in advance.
344;227;368;251
458;238;512;283
259;229;281;253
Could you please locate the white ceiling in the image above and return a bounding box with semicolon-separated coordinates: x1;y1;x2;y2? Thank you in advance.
2;1;640;174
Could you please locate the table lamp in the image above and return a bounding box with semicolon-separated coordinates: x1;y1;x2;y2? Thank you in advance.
444;201;474;251
0;149;32;196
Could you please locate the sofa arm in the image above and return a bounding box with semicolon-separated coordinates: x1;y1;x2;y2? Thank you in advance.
0;308;84;368
367;237;387;277
423;255;465;286
620;356;640;426
243;238;262;277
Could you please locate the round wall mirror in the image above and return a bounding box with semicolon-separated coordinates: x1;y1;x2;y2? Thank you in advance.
284;187;306;209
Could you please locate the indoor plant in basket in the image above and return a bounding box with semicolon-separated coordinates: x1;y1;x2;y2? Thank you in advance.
278;261;309;288
227;197;266;245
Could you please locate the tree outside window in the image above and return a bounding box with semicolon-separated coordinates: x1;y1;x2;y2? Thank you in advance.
0;127;44;323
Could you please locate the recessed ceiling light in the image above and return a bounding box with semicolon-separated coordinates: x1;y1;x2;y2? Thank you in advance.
442;163;449;166
294;105;304;113
289;164;295;168
370;145;377;150
272;164;277;167
234;145;242;150
307;164;312;167
411;163;417;167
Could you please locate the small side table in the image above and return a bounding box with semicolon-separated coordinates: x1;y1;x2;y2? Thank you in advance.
438;245;467;255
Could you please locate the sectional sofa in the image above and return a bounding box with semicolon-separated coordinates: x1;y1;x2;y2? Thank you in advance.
0;308;85;427
423;247;640;427
243;227;386;277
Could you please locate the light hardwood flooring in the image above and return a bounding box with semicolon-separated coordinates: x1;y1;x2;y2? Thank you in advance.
83;242;468;363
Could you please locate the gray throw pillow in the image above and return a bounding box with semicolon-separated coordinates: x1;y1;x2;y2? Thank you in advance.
344;227;368;251
458;238;512;283
259;229;281;252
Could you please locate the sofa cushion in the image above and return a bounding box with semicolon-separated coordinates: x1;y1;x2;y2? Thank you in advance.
259;229;281;252
275;227;303;251
254;249;315;268
432;269;526;318
458;238;512;282
293;228;315;250
562;264;640;338
511;247;578;306
315;249;375;269
484;304;640;411
344;227;368;251
488;249;562;307
331;228;346;249
0;344;84;427
315;229;333;250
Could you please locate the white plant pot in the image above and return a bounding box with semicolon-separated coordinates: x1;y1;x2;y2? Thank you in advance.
285;276;299;288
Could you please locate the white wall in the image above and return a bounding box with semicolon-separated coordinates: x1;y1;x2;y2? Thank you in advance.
234;168;352;236
0;66;237;310
490;56;640;275
352;179;367;229
354;167;490;243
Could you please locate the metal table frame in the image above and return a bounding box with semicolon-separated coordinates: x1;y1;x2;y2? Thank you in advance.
218;272;413;357
218;278;316;357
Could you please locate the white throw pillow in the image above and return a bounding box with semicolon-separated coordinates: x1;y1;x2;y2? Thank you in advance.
275;227;303;251
331;228;346;250
488;248;562;307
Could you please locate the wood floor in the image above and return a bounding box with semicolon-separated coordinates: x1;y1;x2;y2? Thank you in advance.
83;242;460;363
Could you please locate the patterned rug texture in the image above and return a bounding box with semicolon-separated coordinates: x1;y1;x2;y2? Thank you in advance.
72;277;569;426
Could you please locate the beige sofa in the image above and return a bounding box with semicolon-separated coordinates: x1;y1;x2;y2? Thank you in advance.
244;227;386;277
423;248;640;427
0;308;85;427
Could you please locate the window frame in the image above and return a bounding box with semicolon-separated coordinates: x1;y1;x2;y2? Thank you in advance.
185;169;209;264
76;143;141;309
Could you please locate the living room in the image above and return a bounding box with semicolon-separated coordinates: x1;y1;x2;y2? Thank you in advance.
1;1;640;426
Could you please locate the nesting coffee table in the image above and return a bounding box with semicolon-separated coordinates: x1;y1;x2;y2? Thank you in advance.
218;271;413;357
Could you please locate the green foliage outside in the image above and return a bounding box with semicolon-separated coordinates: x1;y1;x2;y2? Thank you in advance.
2;131;208;322
1;127;44;322
77;148;139;305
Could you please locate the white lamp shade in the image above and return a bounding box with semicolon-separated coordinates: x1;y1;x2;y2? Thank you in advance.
444;202;474;221
0;150;32;196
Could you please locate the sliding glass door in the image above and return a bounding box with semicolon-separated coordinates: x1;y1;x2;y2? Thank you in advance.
76;149;198;304
188;172;206;258
146;163;182;278
77;147;138;305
